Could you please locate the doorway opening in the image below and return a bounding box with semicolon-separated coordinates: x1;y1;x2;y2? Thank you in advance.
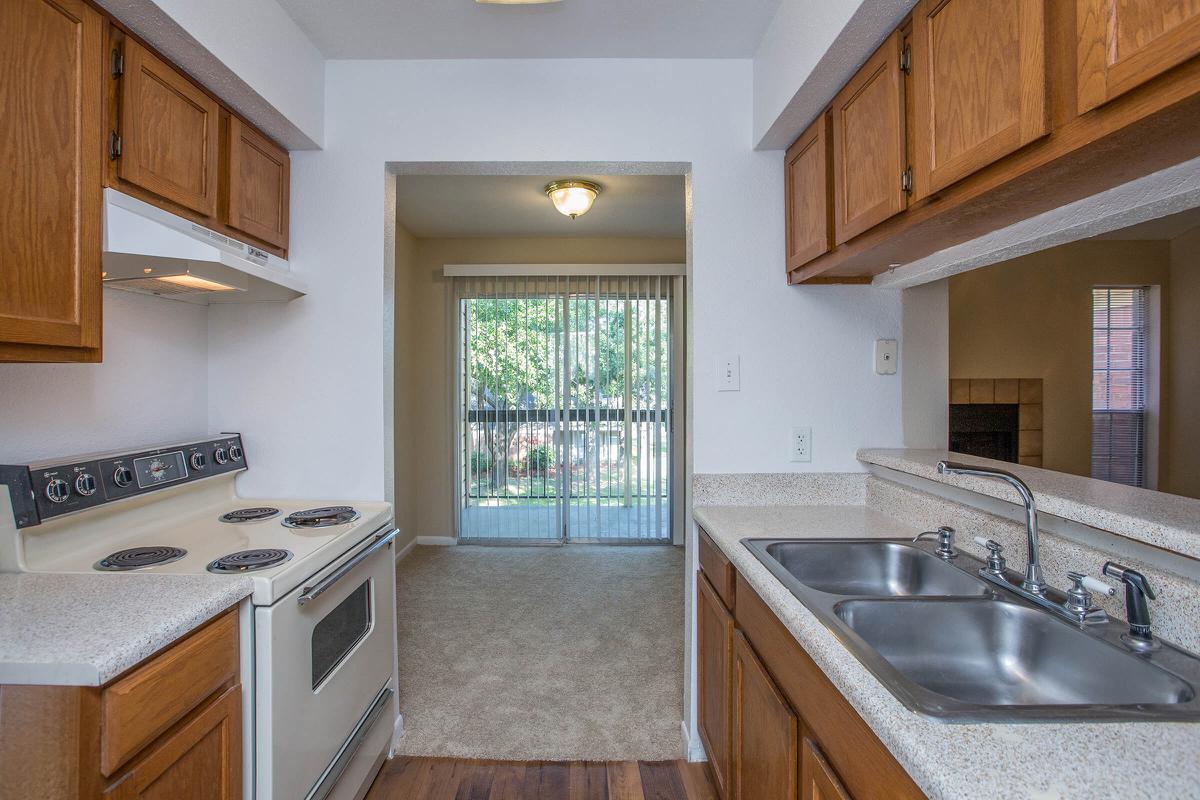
455;270;680;543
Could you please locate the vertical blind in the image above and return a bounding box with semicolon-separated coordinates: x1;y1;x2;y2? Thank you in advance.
1091;287;1147;488
456;274;673;542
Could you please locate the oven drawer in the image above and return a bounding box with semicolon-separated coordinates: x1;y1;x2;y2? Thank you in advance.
100;609;238;776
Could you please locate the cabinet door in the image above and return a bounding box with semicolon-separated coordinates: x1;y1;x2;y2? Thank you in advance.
733;631;797;800
698;573;734;799
831;30;907;244
0;0;103;359
117;38;219;218
105;685;242;800
910;0;1049;199
800;738;851;800
785;113;833;272
1078;0;1200;113
224;115;290;250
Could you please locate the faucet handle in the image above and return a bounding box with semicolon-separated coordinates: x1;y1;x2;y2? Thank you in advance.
1071;572;1114;598
974;537;1006;574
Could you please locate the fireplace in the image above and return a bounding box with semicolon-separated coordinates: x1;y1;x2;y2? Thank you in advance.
948;378;1044;467
949;403;1019;462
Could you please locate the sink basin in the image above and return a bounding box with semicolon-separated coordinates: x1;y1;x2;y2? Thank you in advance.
760;540;990;597
742;537;1200;721
835;598;1194;710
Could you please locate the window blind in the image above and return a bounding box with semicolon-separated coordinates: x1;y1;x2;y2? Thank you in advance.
1091;287;1147;487
455;274;673;542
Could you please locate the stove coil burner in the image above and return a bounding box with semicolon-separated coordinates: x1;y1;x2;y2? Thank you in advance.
219;507;281;524
282;506;361;529
207;548;293;574
95;546;188;571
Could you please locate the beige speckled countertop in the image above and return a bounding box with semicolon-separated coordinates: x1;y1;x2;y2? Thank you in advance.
694;504;1200;800
0;573;252;686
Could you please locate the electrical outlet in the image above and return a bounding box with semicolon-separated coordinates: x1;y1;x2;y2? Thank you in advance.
790;426;812;462
717;354;740;391
875;339;898;375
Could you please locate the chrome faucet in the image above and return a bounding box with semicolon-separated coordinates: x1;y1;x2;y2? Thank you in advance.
937;460;1045;594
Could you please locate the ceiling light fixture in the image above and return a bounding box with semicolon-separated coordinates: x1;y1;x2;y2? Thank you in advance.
545;180;602;219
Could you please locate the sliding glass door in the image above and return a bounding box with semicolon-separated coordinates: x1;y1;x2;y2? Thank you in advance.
456;274;675;544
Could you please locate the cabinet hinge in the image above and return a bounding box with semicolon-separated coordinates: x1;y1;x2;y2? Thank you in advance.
900;44;911;75
901;166;913;195
109;132;122;161
111;49;124;78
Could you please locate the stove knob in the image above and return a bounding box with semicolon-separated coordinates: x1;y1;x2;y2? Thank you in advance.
113;466;134;487
45;479;70;503
213;447;229;465
228;444;243;462
190;452;207;471
75;473;97;496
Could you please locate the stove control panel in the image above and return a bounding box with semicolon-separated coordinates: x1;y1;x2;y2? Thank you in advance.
0;434;246;528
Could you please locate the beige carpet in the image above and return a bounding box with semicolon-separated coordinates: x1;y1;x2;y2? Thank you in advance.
393;545;685;761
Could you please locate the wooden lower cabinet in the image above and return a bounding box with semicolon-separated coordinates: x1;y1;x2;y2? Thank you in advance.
103;685;241;800
697;573;734;799
732;631;798;800
0;609;242;800
697;556;926;800
800;739;851;800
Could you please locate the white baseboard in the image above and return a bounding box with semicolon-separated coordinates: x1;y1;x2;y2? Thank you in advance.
682;720;707;762
415;536;457;546
393;537;417;563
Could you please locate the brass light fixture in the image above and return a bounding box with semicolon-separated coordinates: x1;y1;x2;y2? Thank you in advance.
545;180;602;219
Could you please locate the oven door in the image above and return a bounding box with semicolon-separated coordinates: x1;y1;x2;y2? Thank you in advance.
255;525;398;800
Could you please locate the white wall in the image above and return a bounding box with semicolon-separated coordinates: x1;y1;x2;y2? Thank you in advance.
0;289;209;463
206;58;906;500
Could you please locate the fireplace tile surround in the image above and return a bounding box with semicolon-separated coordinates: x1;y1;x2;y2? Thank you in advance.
949;378;1043;467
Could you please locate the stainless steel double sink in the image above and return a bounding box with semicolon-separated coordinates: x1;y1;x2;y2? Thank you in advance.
743;538;1200;722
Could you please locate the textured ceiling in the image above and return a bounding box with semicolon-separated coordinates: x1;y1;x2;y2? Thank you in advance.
394;174;685;238
274;0;782;59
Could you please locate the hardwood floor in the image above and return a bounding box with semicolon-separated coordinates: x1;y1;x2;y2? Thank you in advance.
365;757;719;800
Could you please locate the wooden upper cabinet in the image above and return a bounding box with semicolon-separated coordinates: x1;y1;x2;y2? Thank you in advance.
733;631;798;800
224;115;290;249
831;30;907;245
0;0;103;361
785;113;833;273
116;38;220;218
910;0;1049;200
697;573;734;799
1077;0;1200;113
800;739;852;800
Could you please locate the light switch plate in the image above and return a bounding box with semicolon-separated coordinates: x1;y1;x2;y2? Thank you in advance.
790;426;812;462
717;354;740;391
875;339;898;375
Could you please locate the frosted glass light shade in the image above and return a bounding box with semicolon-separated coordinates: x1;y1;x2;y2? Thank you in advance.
545;180;601;219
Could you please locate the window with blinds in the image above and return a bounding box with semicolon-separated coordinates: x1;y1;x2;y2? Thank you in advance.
454;273;675;543
1091;287;1148;487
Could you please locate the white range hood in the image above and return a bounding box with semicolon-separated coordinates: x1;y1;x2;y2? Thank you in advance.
102;189;305;304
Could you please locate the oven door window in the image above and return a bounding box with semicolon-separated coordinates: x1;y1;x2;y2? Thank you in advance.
311;579;373;690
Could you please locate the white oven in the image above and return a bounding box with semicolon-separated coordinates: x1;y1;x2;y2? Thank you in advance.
254;524;399;800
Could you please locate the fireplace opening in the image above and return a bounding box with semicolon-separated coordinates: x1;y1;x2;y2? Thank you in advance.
949;403;1019;463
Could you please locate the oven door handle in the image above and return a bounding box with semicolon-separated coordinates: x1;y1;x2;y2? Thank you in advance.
298;527;397;606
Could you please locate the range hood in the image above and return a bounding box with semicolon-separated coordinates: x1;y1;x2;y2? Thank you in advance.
102;189;305;304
